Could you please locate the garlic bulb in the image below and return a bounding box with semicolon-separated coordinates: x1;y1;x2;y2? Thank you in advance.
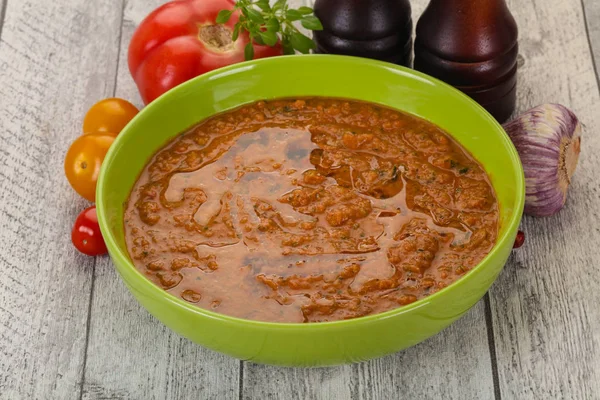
503;104;582;217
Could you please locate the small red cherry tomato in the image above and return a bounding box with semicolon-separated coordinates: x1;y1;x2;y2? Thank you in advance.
513;230;525;249
72;206;107;256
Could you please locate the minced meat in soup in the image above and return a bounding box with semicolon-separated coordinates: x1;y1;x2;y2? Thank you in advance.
124;98;499;323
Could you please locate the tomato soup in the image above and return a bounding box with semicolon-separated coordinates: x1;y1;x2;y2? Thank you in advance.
124;98;499;323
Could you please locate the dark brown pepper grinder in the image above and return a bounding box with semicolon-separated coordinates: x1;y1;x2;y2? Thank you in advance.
414;0;519;122
313;0;413;67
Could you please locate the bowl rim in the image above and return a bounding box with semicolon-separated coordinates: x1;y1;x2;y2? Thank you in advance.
97;54;525;329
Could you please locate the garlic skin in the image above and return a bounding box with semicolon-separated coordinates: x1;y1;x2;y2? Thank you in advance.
503;104;582;217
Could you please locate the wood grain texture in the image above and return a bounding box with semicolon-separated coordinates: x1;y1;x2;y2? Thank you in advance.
243;303;494;400
243;1;496;399
491;0;600;399
583;0;600;83
243;364;355;400
81;1;240;399
0;0;598;399
356;303;495;400
0;0;123;399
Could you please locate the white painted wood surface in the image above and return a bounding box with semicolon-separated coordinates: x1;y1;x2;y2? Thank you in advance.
0;0;599;399
583;0;600;75
243;304;495;400
492;0;600;399
0;0;122;398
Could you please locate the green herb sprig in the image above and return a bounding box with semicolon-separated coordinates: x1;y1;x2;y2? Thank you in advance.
216;0;323;60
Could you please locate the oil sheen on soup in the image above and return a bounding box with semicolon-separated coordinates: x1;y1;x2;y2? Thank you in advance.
124;98;499;323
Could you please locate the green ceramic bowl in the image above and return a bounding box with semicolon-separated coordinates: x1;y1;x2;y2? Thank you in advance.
97;55;524;367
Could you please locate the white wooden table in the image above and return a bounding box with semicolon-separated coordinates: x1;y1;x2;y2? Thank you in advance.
1;0;599;398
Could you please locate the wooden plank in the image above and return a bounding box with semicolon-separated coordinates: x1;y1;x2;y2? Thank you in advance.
243;364;355;400
81;2;240;399
239;1;353;399
243;303;494;400
583;0;600;82
0;0;123;398
490;0;600;398
244;1;496;399
356;303;495;400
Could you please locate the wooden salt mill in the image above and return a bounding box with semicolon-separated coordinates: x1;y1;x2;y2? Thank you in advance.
313;0;413;67
414;0;519;122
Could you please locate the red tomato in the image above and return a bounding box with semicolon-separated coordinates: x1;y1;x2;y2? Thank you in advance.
72;206;108;256
128;0;283;104
513;230;525;249
83;98;139;135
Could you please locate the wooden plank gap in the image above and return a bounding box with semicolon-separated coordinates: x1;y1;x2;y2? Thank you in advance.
111;0;127;96
581;0;600;95
350;363;360;400
163;331;174;400
484;293;502;400
238;360;244;400
0;0;7;42
78;257;98;400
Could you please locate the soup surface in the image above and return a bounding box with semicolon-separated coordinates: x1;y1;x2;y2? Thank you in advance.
124;98;499;323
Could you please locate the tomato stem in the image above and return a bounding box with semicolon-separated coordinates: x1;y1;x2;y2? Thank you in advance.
198;24;234;51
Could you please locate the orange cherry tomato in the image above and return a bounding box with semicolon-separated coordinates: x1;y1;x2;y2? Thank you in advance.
82;98;139;135
64;132;115;201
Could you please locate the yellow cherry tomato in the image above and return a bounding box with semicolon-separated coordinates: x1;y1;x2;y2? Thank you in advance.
64;132;115;201
82;98;139;135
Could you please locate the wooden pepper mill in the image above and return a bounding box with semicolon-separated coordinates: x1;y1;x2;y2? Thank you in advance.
414;0;519;122
313;0;413;67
